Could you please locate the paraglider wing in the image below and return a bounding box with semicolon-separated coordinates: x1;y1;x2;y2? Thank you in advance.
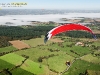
44;23;95;43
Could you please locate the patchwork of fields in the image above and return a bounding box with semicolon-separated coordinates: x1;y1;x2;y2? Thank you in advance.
0;37;100;75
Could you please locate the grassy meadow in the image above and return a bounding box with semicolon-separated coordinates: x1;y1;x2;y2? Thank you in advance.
0;46;17;53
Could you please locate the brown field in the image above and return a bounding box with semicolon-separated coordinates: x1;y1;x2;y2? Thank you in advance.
95;18;100;22
9;40;30;49
87;70;100;75
93;30;100;34
68;19;81;23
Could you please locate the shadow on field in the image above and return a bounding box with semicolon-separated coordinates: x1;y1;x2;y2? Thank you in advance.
0;59;34;75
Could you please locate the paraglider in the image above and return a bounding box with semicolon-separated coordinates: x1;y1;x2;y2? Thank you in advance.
44;23;96;43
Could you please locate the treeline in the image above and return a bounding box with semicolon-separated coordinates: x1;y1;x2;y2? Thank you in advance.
66;31;93;38
66;31;100;38
0;25;100;48
55;28;100;39
0;26;55;40
0;26;55;47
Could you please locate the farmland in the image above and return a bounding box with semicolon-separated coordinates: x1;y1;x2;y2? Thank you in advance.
0;36;100;75
0;24;100;75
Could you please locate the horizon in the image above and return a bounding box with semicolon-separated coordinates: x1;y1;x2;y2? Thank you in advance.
1;8;100;10
0;0;100;10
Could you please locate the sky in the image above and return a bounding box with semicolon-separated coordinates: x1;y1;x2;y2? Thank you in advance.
0;0;100;10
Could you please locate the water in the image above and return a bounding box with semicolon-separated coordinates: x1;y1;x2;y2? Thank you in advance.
0;9;100;26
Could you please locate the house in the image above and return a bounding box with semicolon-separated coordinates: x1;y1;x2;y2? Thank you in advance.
75;42;84;46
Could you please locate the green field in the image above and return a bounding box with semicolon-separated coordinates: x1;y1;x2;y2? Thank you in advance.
48;54;74;73
22;37;52;47
81;54;100;64
0;46;17;53
0;59;34;75
0;53;45;75
63;60;100;75
0;37;100;75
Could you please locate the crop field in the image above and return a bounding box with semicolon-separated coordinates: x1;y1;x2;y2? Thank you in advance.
9;40;30;49
0;36;100;75
0;53;45;75
0;46;17;53
81;54;100;64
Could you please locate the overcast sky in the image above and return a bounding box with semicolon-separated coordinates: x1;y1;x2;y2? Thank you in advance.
0;0;100;10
